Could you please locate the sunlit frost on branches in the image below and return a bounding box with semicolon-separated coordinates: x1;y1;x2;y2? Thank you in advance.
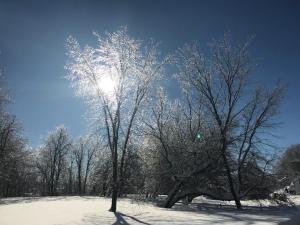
65;27;169;212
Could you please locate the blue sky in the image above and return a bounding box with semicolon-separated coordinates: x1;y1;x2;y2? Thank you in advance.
0;0;299;149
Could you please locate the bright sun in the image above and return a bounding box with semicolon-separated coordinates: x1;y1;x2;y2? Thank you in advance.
98;76;115;95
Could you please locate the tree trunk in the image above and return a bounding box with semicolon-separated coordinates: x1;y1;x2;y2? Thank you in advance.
119;155;125;195
109;149;118;212
118;171;124;197
78;166;82;195
83;166;88;195
83;179;86;195
118;156;127;197
163;181;183;208
222;152;242;209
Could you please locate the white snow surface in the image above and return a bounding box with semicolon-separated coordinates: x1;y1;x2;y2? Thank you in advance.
0;196;300;225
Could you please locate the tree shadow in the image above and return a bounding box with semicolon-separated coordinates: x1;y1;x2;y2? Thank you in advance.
172;200;297;213
160;201;300;225
278;212;300;225
113;212;151;225
112;212;129;225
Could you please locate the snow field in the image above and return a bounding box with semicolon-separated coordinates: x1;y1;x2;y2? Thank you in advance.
0;196;299;225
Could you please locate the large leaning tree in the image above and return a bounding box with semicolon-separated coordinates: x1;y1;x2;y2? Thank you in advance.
143;89;223;208
176;36;285;209
65;27;168;212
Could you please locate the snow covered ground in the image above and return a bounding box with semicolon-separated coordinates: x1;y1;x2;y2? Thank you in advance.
0;196;300;225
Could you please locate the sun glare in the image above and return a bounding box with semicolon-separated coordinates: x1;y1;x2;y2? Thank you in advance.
98;76;115;95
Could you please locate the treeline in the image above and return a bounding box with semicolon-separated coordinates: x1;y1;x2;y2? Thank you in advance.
0;121;141;197
0;80;292;206
0;28;292;211
0;85;35;197
0;75;286;207
0;113;288;204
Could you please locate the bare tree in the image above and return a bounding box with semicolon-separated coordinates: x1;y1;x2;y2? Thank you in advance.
65;27;168;211
90;148;112;196
144;90;222;207
0;75;35;197
0;114;33;197
176;36;286;208
36;126;71;196
73;139;84;194
64;152;75;195
276;144;300;187
73;136;99;195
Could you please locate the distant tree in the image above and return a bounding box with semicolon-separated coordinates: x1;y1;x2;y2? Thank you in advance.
65;27;168;212
73;139;84;195
63;151;75;195
90;148;112;196
72;136;99;195
0;74;35;197
36;126;71;196
176;36;286;209
276;144;300;185
120;144;145;195
0;115;34;197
